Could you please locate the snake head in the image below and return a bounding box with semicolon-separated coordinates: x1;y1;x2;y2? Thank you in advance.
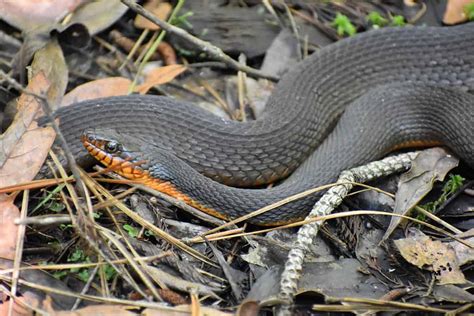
81;128;175;182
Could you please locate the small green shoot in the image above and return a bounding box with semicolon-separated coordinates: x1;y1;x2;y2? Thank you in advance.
391;15;406;26
77;269;91;282
31;184;66;215
68;249;86;263
144;229;155;237
170;11;194;28
123;224;140;238
48;201;65;213
104;265;118;281
332;13;356;36
53;270;68;279
465;3;474;21
57;249;93;282
59;223;74;230
367;11;388;27
422;174;465;213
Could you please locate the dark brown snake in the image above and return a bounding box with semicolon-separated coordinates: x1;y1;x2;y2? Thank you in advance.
48;24;474;225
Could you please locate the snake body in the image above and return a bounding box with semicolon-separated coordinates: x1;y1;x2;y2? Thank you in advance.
51;24;474;224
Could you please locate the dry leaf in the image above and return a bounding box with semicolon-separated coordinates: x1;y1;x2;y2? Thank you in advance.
68;0;129;35
61;77;132;106
0;127;55;187
31;39;68;110
449;229;474;265
135;0;173;30
0;0;84;31
237;299;260;316
136;64;186;94
0;72;51;171
395;228;466;285
145;265;220;298
0;286;40;316
444;0;474;24
0;195;20;260
382;148;458;241
0;72;55;187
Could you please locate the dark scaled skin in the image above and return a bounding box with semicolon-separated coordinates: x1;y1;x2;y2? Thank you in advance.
83;85;474;225
46;23;474;188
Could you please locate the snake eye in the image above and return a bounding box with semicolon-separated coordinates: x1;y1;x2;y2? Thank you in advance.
105;141;119;153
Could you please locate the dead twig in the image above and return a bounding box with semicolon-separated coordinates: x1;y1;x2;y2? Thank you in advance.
120;0;279;82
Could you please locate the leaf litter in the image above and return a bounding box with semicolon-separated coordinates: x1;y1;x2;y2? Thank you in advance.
0;1;473;315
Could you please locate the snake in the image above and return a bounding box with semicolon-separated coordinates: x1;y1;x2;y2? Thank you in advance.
48;23;474;225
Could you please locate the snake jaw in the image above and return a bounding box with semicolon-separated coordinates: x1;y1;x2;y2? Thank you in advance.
81;130;146;179
80;129;230;220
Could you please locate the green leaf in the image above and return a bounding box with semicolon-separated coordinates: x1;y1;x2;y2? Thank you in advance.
332;13;356;36
78;269;91;282
144;229;155;237
391;15;406;26
59;223;74;230
367;11;388;26
443;174;465;196
49;201;65;213
123;224;139;238
465;3;474;21
104;265;118;281
170;11;194;28
53;270;68;280
421;174;465;213
68;249;85;262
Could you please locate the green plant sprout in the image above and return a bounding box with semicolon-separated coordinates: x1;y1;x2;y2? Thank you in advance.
123;224;140;238
367;11;388;27
391;15;406;26
465;3;474;21
170;11;194;28
422;174;465;213
332;13;356;36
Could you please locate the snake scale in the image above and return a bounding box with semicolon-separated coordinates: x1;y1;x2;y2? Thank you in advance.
47;23;474;224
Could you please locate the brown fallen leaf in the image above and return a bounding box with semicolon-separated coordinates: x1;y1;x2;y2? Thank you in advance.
135;0;173;30
0;286;39;316
136;64;187;94
68;0;129;35
61;77;132;106
61;66;185;106
395;228;466;285
237;299;260;316
0;73;49;173
0;72;55;263
0;195;20;260
382;148;458;241
444;0;474;24
31;39;68;110
448;229;474;266
0;127;56;187
0;0;84;31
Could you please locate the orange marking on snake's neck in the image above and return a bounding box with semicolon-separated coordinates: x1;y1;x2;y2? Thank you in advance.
83;139;229;221
389;140;442;151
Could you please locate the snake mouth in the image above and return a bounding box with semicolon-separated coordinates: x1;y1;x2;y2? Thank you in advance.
81;131;147;180
81;130;231;221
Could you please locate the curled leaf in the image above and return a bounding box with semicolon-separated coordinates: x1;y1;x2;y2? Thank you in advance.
382;148;458;241
136;64;186;94
395;228;466;285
